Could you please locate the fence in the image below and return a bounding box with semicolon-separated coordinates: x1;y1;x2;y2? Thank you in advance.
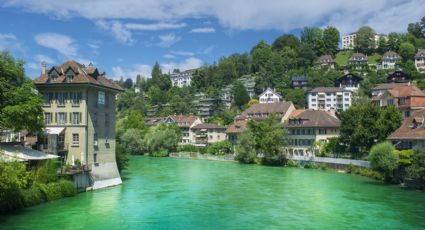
289;155;371;168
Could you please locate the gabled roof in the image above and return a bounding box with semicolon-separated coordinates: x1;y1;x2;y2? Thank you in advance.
283;110;341;128
309;87;347;93
388;85;425;98
349;53;368;61
415;49;425;59
144;117;165;126
387;70;410;83
192;123;226;130
34;60;123;91
372;82;410;91
259;88;282;98
317;55;335;64
388;109;425;140
167;115;200;128
335;72;363;86
382;51;401;60
240;101;294;119
225;120;248;134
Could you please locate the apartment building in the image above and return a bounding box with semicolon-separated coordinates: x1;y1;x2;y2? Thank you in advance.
170;69;195;87
164;115;202;144
308;87;353;112
191;123;227;147
342;33;385;50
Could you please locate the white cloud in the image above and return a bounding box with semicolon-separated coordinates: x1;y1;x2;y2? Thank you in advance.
170;50;194;56
202;46;214;54
95;20;134;45
0;33;23;52
3;0;424;34
163;54;176;59
126;22;186;30
34;33;77;56
190;27;216;33
34;54;54;64
157;33;180;47
112;64;152;79
161;57;203;74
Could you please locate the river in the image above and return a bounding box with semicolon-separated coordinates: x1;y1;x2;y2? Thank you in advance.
1;156;425;229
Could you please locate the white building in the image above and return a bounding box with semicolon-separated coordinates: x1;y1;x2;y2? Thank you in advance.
170;69;195;87
308;87;353;112
164;115;202;144
342;33;385;50
381;51;401;70
259;88;282;104
415;49;425;73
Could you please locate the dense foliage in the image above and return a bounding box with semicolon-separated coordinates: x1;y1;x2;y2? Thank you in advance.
368;141;398;182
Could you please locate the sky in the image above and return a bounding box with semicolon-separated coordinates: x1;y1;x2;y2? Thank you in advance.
0;0;424;80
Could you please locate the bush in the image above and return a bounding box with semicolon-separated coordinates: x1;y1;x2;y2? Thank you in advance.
144;124;180;157
206;140;233;155
304;161;319;169
406;149;425;181
177;144;200;153
116;142;129;172
346;164;384;181
286;160;300;168
21;185;43;207
235;131;257;164
58;179;77;197
0;161;29;213
120;128;144;155
368;141;397;182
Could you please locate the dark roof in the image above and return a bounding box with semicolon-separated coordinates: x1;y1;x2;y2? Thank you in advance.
387;70;410;83
34;60;123;91
240;102;294;119
388;109;425;140
225;120;248;134
349;53;368;61
382;51;401;60
317;55;335;64
192;123;226;130
415;49;425;59
284;110;341;128
335;72;363;86
144;117;165;126
372;82;410;91
309;87;347;93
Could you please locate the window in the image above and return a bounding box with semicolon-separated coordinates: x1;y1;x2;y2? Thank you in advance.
44;113;52;124
71;92;81;105
58;112;66;124
72;133;79;146
57;93;65;106
399;97;406;105
93;113;97;127
72;112;81;124
404;111;410;118
319;129;327;134
66;74;74;82
50;74;57;82
98;91;105;105
43;92;53;106
387;99;394;105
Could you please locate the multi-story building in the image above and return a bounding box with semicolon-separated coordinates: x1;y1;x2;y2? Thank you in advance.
191;123;227;147
371;82;411;97
192;93;217;121
381;51;401;70
220;86;232;108
335;72;363;92
342;33;385;50
239;101;295;122
372;85;425;118
170;69;195;87
284;110;340;157
239;75;256;98
388;109;425;150
164;115;202;144
348;53;368;70
308;87;353;112
34;60;123;189
415;49;425;73
259;88;282;104
316;55;336;69
291;76;309;90
387;70;410;84
225;120;248;145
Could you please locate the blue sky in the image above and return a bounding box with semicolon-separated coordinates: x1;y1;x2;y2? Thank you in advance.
0;0;423;80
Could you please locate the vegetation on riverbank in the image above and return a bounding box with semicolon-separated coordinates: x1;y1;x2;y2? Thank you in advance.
0;158;76;213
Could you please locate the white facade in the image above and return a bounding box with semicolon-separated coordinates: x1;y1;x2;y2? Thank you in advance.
170;69;194;87
415;49;425;73
342;33;385;50
259;88;282;104
381;52;401;70
308;88;353;112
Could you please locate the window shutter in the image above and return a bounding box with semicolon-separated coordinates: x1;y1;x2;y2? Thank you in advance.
70;112;72;124
55;113;57;123
78;92;82;103
65;113;67;123
79;112;82;124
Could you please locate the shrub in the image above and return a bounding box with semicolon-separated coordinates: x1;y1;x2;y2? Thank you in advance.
0;161;29;213
206;140;233;155
304;161;319;169
177;145;200;153
368;141;397;182
286;160;300;168
21;185;43;207
346;164;384;181
406;149;425;180
144;125;180;156
235;131;257;164
58;179;77;197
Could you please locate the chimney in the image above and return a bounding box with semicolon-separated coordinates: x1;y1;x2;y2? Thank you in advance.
41;61;47;75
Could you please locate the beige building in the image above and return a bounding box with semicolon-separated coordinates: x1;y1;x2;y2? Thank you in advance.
415;49;425;73
342;32;385;50
164;115;202;144
191;123;227;147
388;109;425;150
34;60;123;190
284;110;341;157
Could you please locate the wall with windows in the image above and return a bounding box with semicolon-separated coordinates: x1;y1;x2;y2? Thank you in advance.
285;127;340;157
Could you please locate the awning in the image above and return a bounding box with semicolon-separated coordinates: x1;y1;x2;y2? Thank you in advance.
0;144;59;162
45;127;65;135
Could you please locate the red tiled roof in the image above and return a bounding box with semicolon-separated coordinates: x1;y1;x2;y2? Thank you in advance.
34;60;123;91
283;110;341;128
388;85;425;98
192;123;226;130
388;109;425;140
240;101;294;120
225;120;248;134
169;115;200;127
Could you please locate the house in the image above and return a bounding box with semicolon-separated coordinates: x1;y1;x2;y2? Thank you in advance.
308;87;353;112
335;72;363;92
372;85;425;118
144;117;165;126
371;82;411;97
220;86;232;108
342;33;385;50
259;88;282;104
381;51;401;69
191;123;227;147
291;76;309;90
193;93;217;121
164;115;202;144
170;69;195;87
316;55;336;69
348;53;368;70
225;120;248;145
388;109;425;150
284;110;341;157
387;70;410;84
239;101;295;123
34;60;124;189
415;49;425;73
239;75;256;98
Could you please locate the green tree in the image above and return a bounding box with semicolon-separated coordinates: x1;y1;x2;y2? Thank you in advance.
143;124;181;157
300;27;323;53
368;141;397;182
272;34;301;52
120;129;144;155
0;52;44;132
406;149;425;181
251;40;272;73
207;140;233;155
408;22;423;38
235;131;257;164
387;32;401;51
281;88;306;108
322;26;340;55
354;26;376;54
232;81;250;107
398;42;416;61
376;36;389;54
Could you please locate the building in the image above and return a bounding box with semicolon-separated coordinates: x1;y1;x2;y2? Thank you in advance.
220;86;232;108
259;88;282;104
308;87;353;112
387;70;410;84
239;75;256;98
284;110;340;157
191;123;227;147
371;82;411;97
170;69;195;87
193;93;217;121
381;51;401;69
372;85;425;118
34;60;124;189
239;101;295;122
316;55;336;69
388;109;425;150
291;76;309;90
164;115;202;144
144;117;165;126
348;53;368;70
342;33;385;50
415;49;425;73
335;72;363;92
225;120;248;145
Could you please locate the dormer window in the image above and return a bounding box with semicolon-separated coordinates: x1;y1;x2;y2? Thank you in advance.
50;74;57;82
66;74;74;83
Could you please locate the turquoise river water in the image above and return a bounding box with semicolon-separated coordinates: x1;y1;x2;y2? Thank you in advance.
1;156;425;230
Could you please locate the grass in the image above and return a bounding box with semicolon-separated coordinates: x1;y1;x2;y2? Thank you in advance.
368;53;382;65
335;50;353;66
